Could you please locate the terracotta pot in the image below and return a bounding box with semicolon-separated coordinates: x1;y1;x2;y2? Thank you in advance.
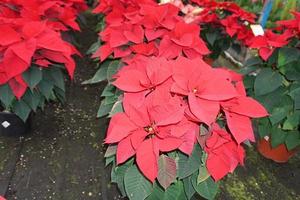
257;138;298;163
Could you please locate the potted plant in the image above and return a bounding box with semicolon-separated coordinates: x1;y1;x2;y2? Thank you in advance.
240;11;300;162
0;0;87;135
86;0;269;199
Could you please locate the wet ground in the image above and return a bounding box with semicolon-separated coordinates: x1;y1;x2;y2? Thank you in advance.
0;13;300;200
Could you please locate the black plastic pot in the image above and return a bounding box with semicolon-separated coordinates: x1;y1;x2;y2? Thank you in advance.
0;111;31;136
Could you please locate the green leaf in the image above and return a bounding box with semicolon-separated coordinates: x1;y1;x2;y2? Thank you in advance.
105;156;115;167
103;95;118;105
285;131;300;150
146;182;165;200
243;75;255;90
38;97;46;110
254;68;283;96
267;48;279;66
107;60;121;82
290;87;300;110
255;87;291;112
197;165;210;184
258;118;272;138
111;159;133;197
271;127;287;148
38;80;54;100
12;100;31;122
157;155;177;190
269;106;289;125
53;87;65;103
82;61;110;84
109;100;124;117
192;176;218;200
22;66;43;89
283;112;300;130
279;61;300;81
240;57;262;75
183;176;196;199
97;102;113;118
87;40;101;55
48;67;65;91
22;90;42;112
278;47;300;67
101;84;116;97
244;57;263;68
163;181;186;200
0;84;15;108
177;144;202;179
104;145;117;158
206;32;218;46
124;165;153;200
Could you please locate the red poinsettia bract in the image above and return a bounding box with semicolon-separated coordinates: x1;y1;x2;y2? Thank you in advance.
205;124;245;181
249;30;293;60
277;12;300;37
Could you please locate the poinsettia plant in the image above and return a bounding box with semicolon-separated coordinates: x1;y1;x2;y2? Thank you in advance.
87;0;269;199
241;11;300;155
0;0;87;121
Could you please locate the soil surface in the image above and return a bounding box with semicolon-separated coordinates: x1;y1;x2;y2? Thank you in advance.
0;13;300;200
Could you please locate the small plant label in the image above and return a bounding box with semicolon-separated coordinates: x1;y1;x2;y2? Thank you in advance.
1;121;11;129
250;24;264;36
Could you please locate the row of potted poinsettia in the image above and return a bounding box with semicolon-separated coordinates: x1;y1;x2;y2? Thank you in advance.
0;0;87;134
84;0;287;199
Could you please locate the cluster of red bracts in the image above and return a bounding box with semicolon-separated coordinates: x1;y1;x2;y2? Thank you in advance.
175;0;299;61
190;0;257;46
92;0;210;61
0;0;87;99
95;0;268;182
249;11;300;61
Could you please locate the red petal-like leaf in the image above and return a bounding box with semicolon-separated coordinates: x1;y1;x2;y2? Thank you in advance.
0;25;21;46
188;93;219;126
223;96;268;118
179;129;197;155
206;153;230;181
113;69;148;92
259;47;274;61
225;111;255;144
130;129;148;150
8;75;27;99
198;69;238;101
117;136;136;164
157;137;183;152
106;113;137;143
136;139;159;182
123;25;144;44
10;39;36;65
